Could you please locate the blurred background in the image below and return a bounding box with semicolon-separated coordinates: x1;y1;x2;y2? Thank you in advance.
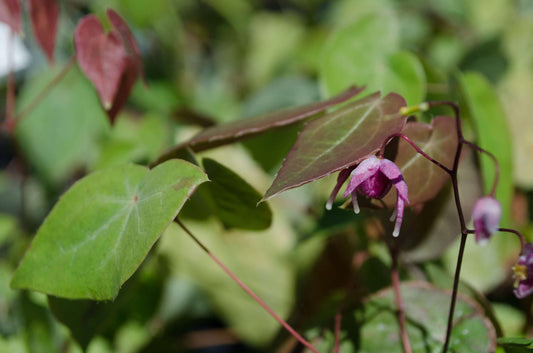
1;0;533;352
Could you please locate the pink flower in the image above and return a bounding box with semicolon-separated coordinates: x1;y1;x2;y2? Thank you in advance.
472;196;501;245
327;156;409;237
513;243;533;298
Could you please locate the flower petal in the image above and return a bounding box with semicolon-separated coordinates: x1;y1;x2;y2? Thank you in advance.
392;196;405;237
351;191;360;214
326;167;355;210
343;156;381;197
379;158;409;203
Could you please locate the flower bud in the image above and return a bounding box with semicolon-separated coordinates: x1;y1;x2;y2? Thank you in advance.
472;196;501;245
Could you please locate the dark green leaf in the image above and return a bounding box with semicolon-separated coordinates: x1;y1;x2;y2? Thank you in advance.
203;158;272;230
11;160;207;300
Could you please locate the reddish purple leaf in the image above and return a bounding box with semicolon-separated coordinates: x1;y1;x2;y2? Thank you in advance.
383;116;458;207
74;15;126;110
29;0;59;63
0;0;21;33
106;57;138;123
263;92;407;201
106;8;145;82
152;86;365;166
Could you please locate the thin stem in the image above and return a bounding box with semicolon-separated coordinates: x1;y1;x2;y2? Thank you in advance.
379;133;452;174
334;311;342;353
175;219;322;353
5;29;16;132
498;228;526;254
442;233;467;353
427;101;463;140
462;140;500;196
390;247;413;353
14;55;76;124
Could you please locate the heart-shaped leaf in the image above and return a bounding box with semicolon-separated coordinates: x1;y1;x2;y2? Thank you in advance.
29;0;59;63
153;86;364;166
263;92;407;200
203;158;272;230
356;282;496;353
388;116;457;206
74;15;126;110
0;0;21;33
320;13;426;105
107;8;145;82
11;160;207;300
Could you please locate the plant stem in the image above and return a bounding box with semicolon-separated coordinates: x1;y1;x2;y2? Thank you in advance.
4;29;16;132
14;55;76;124
390;247;413;353
498;228;526;254
462;140;500;196
176;219;322;353
334;310;342;353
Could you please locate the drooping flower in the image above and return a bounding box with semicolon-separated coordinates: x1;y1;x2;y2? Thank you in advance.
327;156;409;237
472;196;501;245
513;243;533;298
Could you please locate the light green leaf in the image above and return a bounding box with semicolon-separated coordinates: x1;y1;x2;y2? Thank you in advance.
246;12;305;89
458;72;513;226
357;283;496;353
15;67;109;187
159;220;295;346
11;160;207;300
320;13;426;105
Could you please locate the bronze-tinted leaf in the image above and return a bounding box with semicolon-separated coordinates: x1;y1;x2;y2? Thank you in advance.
74;15;126;110
391;115;457;206
0;0;21;33
106;8;145;82
152;86;365;166
29;0;59;63
263;92;407;200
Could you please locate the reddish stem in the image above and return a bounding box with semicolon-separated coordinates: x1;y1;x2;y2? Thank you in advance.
334;311;342;353
498;228;526;254
14;55;76;124
176;219;321;353
5;29;16;132
462;140;500;197
391;249;413;353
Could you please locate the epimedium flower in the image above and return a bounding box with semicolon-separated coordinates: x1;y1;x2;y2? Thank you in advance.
472;196;501;245
326;156;409;237
513;243;533;298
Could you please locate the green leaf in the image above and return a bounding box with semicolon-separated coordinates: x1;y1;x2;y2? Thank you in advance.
15;67;109;187
11;160;207;300
458;72;513;226
356;282;497;353
245;12;305;88
498;337;533;352
202;158;272;230
263;92;407;200
320;13;426;105
153;86;364;166
159;221;295;346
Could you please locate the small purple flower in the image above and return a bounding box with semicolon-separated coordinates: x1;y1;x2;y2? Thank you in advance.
472;196;501;245
513;243;533;298
327;156;409;237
